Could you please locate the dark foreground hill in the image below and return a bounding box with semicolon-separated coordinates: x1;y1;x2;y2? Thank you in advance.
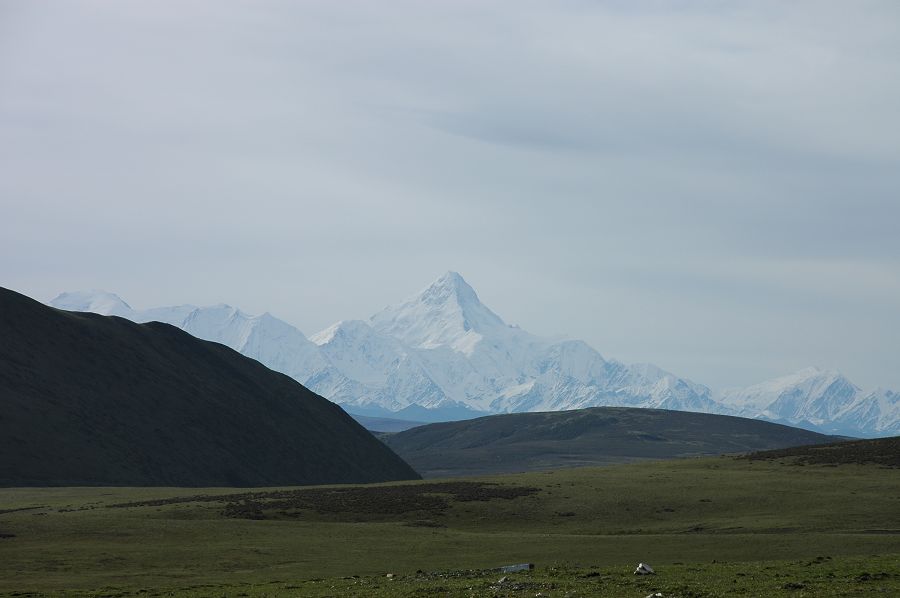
0;287;419;486
383;406;838;477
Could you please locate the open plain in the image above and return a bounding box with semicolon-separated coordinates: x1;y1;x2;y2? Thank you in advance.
2;444;898;596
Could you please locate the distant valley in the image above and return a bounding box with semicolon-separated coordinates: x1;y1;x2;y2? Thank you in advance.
350;414;425;433
50;272;900;437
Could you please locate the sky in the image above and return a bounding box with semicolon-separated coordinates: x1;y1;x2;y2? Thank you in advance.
1;0;899;390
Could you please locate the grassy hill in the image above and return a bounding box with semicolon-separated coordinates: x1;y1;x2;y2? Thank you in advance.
382;406;838;477
0;287;419;486
0;439;898;595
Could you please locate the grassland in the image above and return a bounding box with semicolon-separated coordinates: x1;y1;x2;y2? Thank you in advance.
1;453;899;596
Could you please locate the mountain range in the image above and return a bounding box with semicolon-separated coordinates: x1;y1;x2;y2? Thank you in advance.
50;272;899;437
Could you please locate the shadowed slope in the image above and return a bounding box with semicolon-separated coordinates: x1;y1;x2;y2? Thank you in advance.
0;287;419;486
383;406;838;477
743;435;900;467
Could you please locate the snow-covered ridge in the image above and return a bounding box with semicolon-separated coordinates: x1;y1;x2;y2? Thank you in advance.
49;272;899;436
52;290;133;317
716;367;898;436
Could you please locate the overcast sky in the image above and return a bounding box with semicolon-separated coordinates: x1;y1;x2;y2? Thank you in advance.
2;1;898;390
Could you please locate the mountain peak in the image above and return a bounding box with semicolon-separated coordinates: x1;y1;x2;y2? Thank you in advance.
50;290;133;316
795;366;824;377
419;271;481;309
437;270;465;284
791;366;849;383
370;272;506;353
433;270;468;290
310;319;377;346
745;366;849;393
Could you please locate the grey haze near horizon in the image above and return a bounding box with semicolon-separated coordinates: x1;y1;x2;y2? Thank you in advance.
1;1;898;390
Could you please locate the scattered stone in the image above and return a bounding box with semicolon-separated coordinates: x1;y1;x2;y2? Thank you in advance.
385;573;394;579
500;563;535;573
497;576;508;584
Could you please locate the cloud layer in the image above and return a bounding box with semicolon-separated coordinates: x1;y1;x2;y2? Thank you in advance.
2;0;898;388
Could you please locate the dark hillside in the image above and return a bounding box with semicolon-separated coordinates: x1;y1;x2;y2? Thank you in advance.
743;435;900;467
0;287;419;486
384;406;838;477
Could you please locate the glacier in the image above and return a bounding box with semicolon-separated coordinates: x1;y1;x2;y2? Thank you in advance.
49;273;899;436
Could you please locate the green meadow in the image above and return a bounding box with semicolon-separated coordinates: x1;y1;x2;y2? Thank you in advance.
1;455;898;596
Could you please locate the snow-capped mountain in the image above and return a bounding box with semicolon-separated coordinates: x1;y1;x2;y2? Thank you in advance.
309;319;451;412
838;388;900;436
51;290;136;318
369;272;718;415
717;367;899;436
48;273;899;436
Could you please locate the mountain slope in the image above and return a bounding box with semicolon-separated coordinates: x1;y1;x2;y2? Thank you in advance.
0;287;419;487
382;406;838;478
